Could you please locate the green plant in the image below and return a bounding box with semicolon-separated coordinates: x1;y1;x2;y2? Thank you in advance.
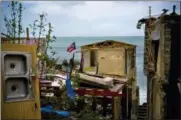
71;71;81;88
29;12;59;75
29;20;38;40
36;12;47;53
11;1;17;40
4;1;24;42
4;16;12;38
17;2;23;42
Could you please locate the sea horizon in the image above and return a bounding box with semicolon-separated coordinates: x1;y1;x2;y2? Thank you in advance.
55;35;144;37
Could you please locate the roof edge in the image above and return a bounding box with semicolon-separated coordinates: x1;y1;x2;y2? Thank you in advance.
81;40;136;48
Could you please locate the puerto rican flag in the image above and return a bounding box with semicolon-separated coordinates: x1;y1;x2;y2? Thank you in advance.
67;42;76;53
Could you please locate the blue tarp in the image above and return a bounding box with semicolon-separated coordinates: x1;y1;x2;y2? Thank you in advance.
66;66;75;99
41;105;69;117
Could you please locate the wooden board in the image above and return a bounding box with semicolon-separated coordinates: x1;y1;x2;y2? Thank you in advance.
1;44;41;119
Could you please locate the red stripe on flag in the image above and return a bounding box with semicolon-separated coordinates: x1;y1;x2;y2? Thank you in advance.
69;47;75;53
67;44;73;52
68;47;74;53
67;42;76;53
67;47;71;52
67;45;72;52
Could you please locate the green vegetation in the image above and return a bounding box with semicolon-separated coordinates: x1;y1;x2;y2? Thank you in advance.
41;72;103;120
4;1;24;42
29;12;58;75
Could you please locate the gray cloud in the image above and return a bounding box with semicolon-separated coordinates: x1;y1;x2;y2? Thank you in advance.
57;1;86;7
2;1;180;37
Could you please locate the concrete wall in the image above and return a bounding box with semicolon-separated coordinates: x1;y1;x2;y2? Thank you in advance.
82;48;126;76
83;50;91;68
97;48;126;76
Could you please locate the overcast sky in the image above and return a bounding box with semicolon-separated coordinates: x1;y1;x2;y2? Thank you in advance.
1;1;180;37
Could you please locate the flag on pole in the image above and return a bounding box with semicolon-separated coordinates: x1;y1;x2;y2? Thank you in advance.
67;42;76;53
65;66;75;99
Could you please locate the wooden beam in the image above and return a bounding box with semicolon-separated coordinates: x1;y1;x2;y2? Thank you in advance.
112;97;121;120
74;88;123;97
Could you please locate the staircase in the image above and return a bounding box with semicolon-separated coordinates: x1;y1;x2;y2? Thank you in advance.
137;103;147;120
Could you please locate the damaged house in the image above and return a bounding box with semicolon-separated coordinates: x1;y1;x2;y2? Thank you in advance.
137;5;180;120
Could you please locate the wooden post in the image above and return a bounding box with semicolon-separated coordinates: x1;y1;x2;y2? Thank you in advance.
69;53;75;79
79;52;83;72
26;27;30;40
126;85;129;119
102;97;108;117
112;97;121;120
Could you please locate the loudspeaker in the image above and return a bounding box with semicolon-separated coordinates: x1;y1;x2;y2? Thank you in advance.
1;52;34;102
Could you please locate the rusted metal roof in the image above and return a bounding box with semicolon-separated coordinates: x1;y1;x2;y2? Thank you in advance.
81;40;136;49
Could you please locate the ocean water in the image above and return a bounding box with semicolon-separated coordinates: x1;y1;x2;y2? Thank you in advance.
50;36;147;104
